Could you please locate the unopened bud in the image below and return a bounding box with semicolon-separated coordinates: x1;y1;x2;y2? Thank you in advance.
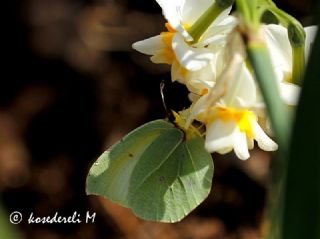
288;23;306;48
261;10;279;24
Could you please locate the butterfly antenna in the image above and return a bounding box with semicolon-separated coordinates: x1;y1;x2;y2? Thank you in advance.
160;80;172;120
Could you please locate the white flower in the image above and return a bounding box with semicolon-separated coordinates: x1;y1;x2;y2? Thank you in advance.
186;30;246;102
186;54;278;160
132;0;237;84
263;24;318;105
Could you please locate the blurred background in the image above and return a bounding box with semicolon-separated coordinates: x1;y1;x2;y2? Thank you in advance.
1;0;316;238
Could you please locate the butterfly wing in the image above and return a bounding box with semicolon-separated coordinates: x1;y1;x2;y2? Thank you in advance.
86;120;175;207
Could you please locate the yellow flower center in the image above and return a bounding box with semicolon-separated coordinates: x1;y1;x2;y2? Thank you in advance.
207;107;256;139
159;23;177;64
160;31;176;64
159;23;190;79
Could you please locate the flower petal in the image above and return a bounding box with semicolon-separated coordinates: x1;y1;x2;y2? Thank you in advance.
222;60;257;108
171;60;186;82
305;26;318;61
181;0;218;24
205;120;237;152
263;24;292;80
253;121;278;151
185;60;217;92
132;35;165;55
233;131;250;160
172;34;215;71
279;82;301;106
186;93;209;127
212;7;234;26
194;16;238;48
156;0;193;41
205;120;250;160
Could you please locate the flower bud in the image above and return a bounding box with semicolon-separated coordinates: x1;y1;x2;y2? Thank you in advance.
288;23;306;48
261;10;279;24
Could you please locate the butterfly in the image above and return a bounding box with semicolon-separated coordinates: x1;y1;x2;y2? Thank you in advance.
86;119;213;222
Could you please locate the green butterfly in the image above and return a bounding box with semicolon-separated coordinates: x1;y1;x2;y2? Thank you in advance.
86;119;214;223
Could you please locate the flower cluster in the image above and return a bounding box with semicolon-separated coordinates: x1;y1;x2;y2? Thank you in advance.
133;0;317;160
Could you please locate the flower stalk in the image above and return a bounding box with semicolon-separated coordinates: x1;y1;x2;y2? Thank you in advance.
237;0;291;152
246;37;291;156
288;24;306;84
188;0;234;43
246;34;290;239
236;1;293;238
258;1;306;84
236;0;260;32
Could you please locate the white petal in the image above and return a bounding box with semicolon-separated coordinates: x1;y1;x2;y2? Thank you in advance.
280;82;301;106
171;60;186;83
195;16;238;48
236;63;257;106
156;0;193;41
186;94;209;127
214;11;237;26
132;35;165;55
223;61;256;107
305;26;318;61
211;6;233;26
253;121;278;151
273;67;287;84
205;120;237;153
185;61;217;93
151;54;171;64
216;147;233;154
206;120;250;160
172;34;215;71
233;131;250;160
186;77;215;95
188;92;200;102
263;24;292;80
181;0;212;23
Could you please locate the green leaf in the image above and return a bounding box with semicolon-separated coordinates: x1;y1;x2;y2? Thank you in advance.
86;120;214;222
281;24;320;239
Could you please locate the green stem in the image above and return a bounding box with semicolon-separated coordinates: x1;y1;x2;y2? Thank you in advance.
188;0;234;43
247;40;291;154
288;24;306;85
292;45;305;85
246;38;292;239
236;0;260;32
